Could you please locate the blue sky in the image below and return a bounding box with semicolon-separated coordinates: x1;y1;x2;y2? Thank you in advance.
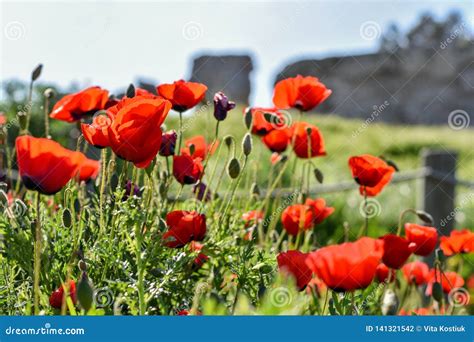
1;0;472;105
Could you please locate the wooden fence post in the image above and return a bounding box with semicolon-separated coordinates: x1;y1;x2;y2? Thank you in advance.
420;149;457;237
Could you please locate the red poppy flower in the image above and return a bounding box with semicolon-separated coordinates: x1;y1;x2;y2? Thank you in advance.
50;86;109;122
404;223;438;256
401;261;430;286
173;155;204;185
273;75;332;112
190;241;209;269
77;158;100;182
291;122;326;159
248;107;287;136
181;135;218;160
242;210;264;227
304;198;334;225
426;270;464;294
157;80;207;112
262;128;291;153
467;275;474;289
277;250;312;290
306;237;384;291
348;155;395;197
281;204;315;236
163;210;206;248
16;136;86;195
177;309;202;316
381;234;415;269
81;113;114;148
375;263;396;283
107;96;171;168
49;280;77;309
440;229;474;256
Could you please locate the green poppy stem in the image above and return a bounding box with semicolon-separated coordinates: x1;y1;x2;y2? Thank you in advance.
33;192;41;315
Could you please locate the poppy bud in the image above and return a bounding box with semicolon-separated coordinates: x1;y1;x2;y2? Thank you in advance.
188;143;196;157
126;83;135;98
224;135;234;148
415;210;434;225
31;64;43;81
193;182;212;202
17;112;27;132
77;272;94;312
381;289;399;315
62;208;72;228
159;130;178;157
43;88;55;99
314;168;324;183
78;260;87;272
244;107;253;130
122;180;142;201
227;158;240;179
250;182;260;196
432;282;443;302
213;92;235;121
435;248;446;263
73;198;81;213
109;173;119;192
159;182;167;198
242;133;252;156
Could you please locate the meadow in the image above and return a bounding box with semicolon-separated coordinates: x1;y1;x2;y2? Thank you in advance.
0;69;472;316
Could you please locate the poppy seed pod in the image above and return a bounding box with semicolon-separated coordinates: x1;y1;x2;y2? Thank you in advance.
227;158;241;179
242;133;252;156
213;92;235;121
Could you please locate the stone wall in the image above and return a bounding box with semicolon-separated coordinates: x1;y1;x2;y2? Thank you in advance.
189;55;253;104
275;46;473;125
